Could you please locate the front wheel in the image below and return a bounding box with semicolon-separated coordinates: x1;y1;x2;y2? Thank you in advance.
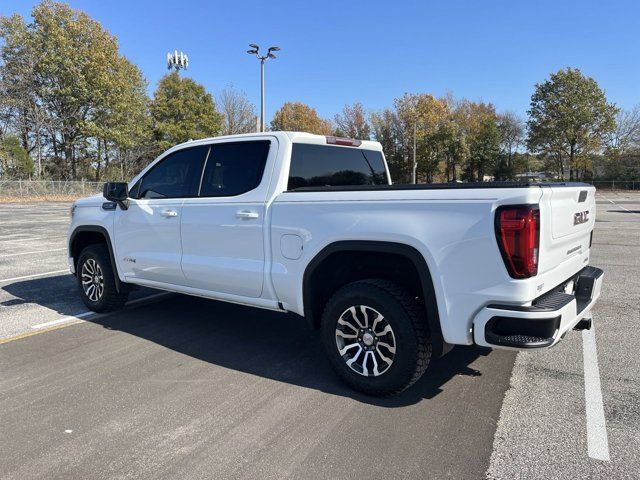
321;279;432;396
77;244;128;312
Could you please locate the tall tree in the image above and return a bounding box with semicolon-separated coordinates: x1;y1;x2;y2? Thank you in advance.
394;93;450;183
497;111;525;174
451;99;499;181
606;105;640;155
370;109;406;181
218;86;257;135
467;116;501;181
93;59;154;180
527;68;617;180
270;101;333;135
438;119;467;182
334;103;371;139
0;1;155;179
0;135;33;178
0;12;48;177
150;72;222;151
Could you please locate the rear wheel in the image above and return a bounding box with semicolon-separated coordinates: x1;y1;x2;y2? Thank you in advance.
321;279;431;396
77;244;128;312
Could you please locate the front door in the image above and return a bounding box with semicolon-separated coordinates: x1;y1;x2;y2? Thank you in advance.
114;144;209;285
180;138;276;298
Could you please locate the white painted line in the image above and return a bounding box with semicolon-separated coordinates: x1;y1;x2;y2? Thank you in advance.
0;269;69;284
582;320;610;461
31;311;94;329
1;219;69;226
29;292;170;330
603;196;631;212
0;235;67;243
0;248;66;258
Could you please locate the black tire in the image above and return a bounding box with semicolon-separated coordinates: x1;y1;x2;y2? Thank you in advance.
76;244;128;312
321;279;432;396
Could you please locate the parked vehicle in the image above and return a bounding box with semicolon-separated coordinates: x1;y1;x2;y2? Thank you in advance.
68;132;603;395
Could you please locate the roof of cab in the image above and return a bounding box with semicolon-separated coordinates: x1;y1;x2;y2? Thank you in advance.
173;131;382;151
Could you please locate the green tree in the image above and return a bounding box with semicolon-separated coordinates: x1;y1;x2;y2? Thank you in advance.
438;120;467;182
270;101;333;135
527;68;618;180
394;93;450;183
150;72;222;151
0;1;155;180
370;109;406;181
0;135;33;178
467;116;501;181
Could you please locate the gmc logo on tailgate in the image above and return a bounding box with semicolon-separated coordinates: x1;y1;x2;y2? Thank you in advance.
574;210;589;225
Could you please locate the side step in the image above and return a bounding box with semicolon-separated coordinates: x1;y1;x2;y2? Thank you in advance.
484;316;560;348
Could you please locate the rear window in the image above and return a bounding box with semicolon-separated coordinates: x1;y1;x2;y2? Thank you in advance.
288;144;387;190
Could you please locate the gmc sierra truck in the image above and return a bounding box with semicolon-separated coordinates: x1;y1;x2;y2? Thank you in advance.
68;131;603;395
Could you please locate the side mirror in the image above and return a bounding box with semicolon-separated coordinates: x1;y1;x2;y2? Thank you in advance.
103;182;129;210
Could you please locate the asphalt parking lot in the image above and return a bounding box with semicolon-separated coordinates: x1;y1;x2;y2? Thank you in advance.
0;192;638;479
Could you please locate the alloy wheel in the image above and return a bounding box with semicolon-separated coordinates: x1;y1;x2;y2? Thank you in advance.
81;258;104;302
335;305;397;377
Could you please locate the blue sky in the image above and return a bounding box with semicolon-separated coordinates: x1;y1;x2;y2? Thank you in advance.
5;0;640;121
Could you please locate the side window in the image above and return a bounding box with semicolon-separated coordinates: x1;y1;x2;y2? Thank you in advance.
288;144;388;190
137;145;209;199
199;141;270;197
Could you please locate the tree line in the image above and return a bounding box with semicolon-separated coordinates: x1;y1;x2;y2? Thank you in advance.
1;1;639;184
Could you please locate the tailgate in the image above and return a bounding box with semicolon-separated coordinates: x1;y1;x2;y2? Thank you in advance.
549;185;596;239
537;184;596;280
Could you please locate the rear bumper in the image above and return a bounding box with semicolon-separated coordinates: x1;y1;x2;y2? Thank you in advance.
473;266;604;349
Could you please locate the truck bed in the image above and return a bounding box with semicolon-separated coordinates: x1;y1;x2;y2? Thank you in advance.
286;181;591;192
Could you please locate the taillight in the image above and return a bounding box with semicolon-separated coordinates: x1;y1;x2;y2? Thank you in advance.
495;205;540;279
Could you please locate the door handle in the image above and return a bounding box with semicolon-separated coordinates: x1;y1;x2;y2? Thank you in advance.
236;210;259;219
161;209;178;218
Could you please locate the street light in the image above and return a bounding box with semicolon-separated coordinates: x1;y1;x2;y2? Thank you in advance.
247;44;280;132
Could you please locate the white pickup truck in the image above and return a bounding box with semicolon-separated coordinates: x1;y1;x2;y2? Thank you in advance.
68;131;603;395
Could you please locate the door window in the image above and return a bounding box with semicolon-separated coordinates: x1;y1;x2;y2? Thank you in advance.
199;141;270;197
136;145;209;199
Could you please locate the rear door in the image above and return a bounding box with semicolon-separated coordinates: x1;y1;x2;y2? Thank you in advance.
114;145;208;285
180;137;277;298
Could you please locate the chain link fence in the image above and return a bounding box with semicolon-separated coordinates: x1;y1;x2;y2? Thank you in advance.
0;180;104;201
587;180;639;191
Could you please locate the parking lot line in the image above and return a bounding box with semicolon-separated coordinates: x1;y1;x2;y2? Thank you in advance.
0;248;67;258
602;196;631;213
0;320;84;346
30;311;95;329
582;320;610;461
0;269;69;284
1;292;170;345
0;219;69;226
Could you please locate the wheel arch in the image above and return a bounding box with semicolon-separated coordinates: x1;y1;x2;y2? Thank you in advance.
302;240;451;358
69;225;122;292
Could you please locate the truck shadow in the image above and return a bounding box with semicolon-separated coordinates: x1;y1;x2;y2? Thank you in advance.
3;275;501;407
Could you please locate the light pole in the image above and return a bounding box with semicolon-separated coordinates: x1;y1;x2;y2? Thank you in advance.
247;44;280;132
